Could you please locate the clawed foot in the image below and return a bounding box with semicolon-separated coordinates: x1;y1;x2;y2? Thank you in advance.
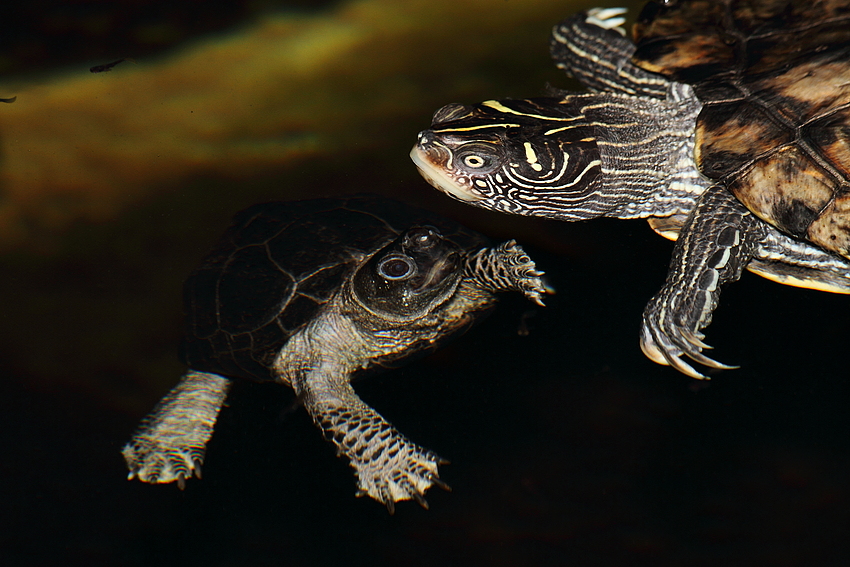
473;241;554;306
349;437;450;514
585;7;628;36
640;295;737;379
498;240;554;306
121;370;229;488
122;438;205;489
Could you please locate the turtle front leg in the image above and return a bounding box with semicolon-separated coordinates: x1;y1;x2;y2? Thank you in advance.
465;240;552;306
294;368;448;513
640;186;762;379
122;370;231;488
550;8;669;99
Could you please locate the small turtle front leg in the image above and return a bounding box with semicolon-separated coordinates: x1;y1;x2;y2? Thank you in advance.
465;240;553;305
122;370;231;488
294;368;448;513
640;186;763;378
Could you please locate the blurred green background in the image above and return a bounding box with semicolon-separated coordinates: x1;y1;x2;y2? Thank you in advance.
1;1;849;565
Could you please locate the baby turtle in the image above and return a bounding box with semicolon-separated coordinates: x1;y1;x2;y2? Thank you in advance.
122;195;549;512
411;2;850;378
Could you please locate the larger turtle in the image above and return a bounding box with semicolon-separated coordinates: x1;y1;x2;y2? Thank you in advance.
411;1;850;378
122;195;549;512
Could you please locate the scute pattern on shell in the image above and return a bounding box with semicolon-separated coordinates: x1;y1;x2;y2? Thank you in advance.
633;0;850;258
180;195;488;382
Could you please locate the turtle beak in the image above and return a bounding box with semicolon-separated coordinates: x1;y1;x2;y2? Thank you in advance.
410;134;484;203
412;250;460;293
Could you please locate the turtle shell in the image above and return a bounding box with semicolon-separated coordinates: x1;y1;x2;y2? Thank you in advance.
632;0;850;258
180;195;488;382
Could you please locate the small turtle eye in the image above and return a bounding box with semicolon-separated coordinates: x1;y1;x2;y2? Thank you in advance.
405;226;440;250
463;155;487;168
378;254;416;280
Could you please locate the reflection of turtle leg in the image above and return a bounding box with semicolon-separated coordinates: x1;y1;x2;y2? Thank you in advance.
294;368;447;514
550;8;668;99
640;186;760;379
122;371;231;489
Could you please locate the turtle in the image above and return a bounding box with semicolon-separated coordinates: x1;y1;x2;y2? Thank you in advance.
411;1;850;379
122;195;549;512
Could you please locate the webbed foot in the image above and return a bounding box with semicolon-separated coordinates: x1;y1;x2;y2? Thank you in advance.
122;437;204;489
316;405;449;513
350;434;450;514
122;371;231;488
469;240;553;306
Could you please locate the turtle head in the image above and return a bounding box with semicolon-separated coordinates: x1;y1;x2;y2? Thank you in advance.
411;98;604;220
352;226;463;321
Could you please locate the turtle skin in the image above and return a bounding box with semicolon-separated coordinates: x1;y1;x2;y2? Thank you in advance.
632;0;850;259
122;195;549;512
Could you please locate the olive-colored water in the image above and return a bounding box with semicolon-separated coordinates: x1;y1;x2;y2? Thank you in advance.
1;1;849;565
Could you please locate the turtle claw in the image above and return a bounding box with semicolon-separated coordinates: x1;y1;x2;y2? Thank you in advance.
586;7;628;36
428;474;452;493
640;299;736;380
122;438;206;487
681;328;712;351
688;350;738;371
411;490;430;510
344;431;449;513
376;473;435;515
641;324;707;379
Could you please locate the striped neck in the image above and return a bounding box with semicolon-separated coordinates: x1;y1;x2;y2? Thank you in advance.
412;83;708;222
576;85;708;220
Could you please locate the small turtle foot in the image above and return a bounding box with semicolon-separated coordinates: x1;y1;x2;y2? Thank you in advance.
468;241;553;306
306;389;450;513
122;437;204;489
350;436;450;514
122;371;231;488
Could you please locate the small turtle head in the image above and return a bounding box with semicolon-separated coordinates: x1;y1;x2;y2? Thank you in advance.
352;226;463;321
411;98;603;220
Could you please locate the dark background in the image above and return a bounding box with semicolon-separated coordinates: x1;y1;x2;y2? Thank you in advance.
1;1;848;565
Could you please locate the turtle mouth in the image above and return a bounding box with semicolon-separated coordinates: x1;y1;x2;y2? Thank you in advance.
409;143;483;203
411;251;460;294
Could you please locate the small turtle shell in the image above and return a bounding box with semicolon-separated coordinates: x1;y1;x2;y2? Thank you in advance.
180;195;488;382
632;0;850;258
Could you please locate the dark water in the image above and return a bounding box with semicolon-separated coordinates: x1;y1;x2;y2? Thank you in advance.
2;1;849;566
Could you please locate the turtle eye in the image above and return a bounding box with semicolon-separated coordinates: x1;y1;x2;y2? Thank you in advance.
463;155;487;168
456;145;499;172
377;254;416;280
